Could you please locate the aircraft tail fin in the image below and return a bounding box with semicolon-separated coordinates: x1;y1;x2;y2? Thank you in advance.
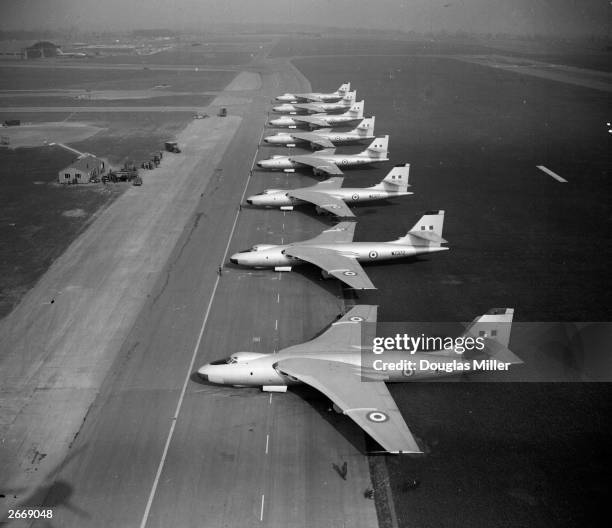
463;308;522;364
433;308;521;364
370;164;410;192
390;210;446;246
361;135;388;159
350;116;375;136
341;90;357;103
337;82;351;95
343;100;364;117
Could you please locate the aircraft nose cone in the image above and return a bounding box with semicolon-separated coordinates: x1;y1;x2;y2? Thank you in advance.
197;366;209;381
230;257;238;264
246;199;253;205
257;161;264;168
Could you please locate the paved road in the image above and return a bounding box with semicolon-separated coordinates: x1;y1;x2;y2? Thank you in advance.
3;60;378;528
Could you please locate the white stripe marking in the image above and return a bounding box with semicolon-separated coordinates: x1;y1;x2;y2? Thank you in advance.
276;293;280;303
265;434;269;454
140;125;265;528
537;165;567;182
260;494;265;521
275;319;278;330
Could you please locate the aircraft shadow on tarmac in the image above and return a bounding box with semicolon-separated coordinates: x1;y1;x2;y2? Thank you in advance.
189;373;381;454
223;260;346;297
289;385;382;455
4;444;91;526
239;199;397;219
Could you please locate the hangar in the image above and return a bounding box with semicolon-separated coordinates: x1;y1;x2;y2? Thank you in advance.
24;41;60;59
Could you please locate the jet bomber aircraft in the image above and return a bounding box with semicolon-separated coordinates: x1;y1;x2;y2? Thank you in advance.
230;211;448;290
269;100;364;129
197;305;520;453
246;163;412;217
257;135;389;176
273;91;357;114
264;117;375;150
275;82;351;103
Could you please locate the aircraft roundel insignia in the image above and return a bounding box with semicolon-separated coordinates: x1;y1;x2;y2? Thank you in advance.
369;251;378;259
344;271;357;276
349;316;364;322
367;411;389;423
341;159;349;165
352;194;359;201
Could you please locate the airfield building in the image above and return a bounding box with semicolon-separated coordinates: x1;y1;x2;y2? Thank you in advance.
59;155;106;184
24;41;60;59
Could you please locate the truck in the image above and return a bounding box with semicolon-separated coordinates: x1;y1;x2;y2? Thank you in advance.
164;141;181;154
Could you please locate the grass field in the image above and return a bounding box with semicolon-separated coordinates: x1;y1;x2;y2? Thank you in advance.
0;51;240;321
92;49;254;66
0;94;213;107
289;43;611;527
0;102;206;321
0;146;124;318
0;66;236;92
65;111;192;164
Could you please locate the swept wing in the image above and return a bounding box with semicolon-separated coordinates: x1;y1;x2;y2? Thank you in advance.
288;132;335;149
275;337;421;453
289;154;343;176
285;246;374;289
287;189;355;218
298;221;356;244
282;304;377;353
292;115;331;128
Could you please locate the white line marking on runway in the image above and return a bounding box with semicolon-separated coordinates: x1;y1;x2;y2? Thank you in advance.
537;165;567;182
269;393;273;404
265;434;269;454
277;293;280;303
275;319;278;330
140;125;266;528
260;494;265;521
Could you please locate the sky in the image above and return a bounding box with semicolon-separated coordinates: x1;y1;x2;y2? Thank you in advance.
0;0;609;37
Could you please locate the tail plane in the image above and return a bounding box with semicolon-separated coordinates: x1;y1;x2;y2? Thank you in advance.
342;90;357;103
361;135;389;158
337;82;351;94
343;100;364;117
390;211;446;246
351;116;375;136
463;308;522;364
373;164;410;192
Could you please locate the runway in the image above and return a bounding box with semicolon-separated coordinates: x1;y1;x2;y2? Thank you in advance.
6;60;378;527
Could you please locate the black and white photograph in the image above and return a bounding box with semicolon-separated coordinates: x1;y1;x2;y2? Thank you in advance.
0;1;610;527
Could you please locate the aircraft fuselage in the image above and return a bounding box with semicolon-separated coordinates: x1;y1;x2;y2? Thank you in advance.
257;154;388;171
198;349;500;388
269;115;360;128
246;188;411;208
230;242;448;269
263;132;373;147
